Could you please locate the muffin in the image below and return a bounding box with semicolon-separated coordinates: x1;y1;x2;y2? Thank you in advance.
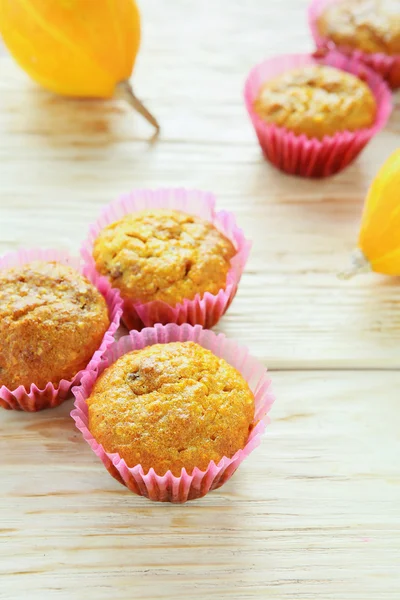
87;341;255;476
317;0;400;56
253;64;377;139
92;209;236;308
0;261;110;390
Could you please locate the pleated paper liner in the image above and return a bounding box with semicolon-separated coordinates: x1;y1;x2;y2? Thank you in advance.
308;0;400;89
244;50;392;178
71;323;275;503
0;248;123;411
81;188;251;330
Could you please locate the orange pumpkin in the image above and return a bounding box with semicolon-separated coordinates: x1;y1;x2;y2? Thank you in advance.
0;0;159;130
342;149;400;278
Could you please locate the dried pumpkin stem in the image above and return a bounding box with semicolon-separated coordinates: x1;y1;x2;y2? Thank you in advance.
338;248;371;280
116;80;160;133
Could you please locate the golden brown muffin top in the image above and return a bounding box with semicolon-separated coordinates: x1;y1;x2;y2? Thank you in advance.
254;65;376;139
92;209;236;306
317;0;400;55
88;342;255;476
0;261;109;390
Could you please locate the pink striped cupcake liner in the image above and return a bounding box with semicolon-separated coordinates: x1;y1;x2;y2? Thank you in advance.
71;323;275;503
244;49;392;178
308;0;400;89
0;248;123;412
81;188;251;330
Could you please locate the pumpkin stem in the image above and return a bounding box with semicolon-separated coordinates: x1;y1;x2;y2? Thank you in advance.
116;81;160;133
338;248;371;280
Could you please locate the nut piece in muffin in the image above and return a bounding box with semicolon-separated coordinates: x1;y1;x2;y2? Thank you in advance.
317;0;400;56
88;341;255;476
0;261;109;390
92;209;236;306
253;64;376;139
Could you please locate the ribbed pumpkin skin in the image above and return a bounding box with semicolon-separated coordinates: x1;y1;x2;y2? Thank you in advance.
358;149;400;276
0;0;141;98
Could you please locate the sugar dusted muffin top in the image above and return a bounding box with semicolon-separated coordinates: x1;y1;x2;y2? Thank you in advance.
0;261;109;390
253;65;376;139
92;209;236;306
87;341;255;476
317;0;400;56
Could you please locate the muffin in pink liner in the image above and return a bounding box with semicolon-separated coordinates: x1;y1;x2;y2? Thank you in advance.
0;248;123;412
244;50;392;178
308;0;400;89
71;323;275;503
81;188;251;330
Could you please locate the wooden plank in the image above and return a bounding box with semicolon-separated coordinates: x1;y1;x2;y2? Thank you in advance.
0;0;399;368
1;370;399;599
0;46;399;367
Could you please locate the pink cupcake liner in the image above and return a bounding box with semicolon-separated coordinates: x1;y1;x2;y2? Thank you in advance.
244;50;392;178
81;188;251;330
71;323;275;503
308;0;400;89
0;248;123;412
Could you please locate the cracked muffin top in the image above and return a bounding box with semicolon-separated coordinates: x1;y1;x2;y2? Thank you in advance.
87;341;255;476
0;261;109;390
253;65;376;139
317;0;400;56
92;209;236;306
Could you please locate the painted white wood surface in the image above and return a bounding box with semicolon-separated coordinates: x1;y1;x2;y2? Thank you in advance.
1;371;400;599
0;1;399;598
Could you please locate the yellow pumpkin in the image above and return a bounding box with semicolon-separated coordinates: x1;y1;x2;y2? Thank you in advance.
341;149;400;279
0;0;159;130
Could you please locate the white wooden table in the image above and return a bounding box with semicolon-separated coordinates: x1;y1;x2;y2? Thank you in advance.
0;1;399;598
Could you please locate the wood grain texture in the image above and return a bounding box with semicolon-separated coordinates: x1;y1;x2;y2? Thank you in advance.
0;0;399;598
0;4;399;367
1;371;400;600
